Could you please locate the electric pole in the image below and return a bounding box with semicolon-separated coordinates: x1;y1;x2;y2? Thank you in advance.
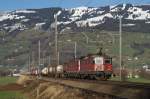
58;51;60;65
81;32;89;44
2;30;5;41
38;40;41;72
54;14;58;66
28;54;31;72
42;50;45;67
74;42;77;59
119;17;122;81
32;51;35;67
48;55;51;65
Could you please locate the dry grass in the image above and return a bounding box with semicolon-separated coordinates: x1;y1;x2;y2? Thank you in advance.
17;76;150;99
17;75;31;85
18;77;105;99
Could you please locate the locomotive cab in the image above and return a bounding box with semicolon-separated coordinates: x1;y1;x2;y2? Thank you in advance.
94;57;112;70
94;56;104;71
93;55;113;79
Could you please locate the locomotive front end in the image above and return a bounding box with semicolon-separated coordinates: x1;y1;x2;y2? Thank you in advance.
94;55;113;79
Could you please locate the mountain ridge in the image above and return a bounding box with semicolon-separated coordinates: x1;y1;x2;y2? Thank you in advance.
0;4;150;33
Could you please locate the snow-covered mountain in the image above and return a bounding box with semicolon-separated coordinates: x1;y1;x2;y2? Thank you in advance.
0;4;150;33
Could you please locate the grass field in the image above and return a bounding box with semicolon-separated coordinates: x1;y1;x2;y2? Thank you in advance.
127;77;150;83
0;91;27;99
0;77;17;85
0;76;28;99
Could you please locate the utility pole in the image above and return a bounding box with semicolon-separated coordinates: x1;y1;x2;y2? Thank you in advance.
28;54;31;72
74;42;77;59
32;51;35;67
58;51;60;65
42;50;45;67
54;14;58;66
81;32;89;44
48;55;51;65
108;33;115;44
2;30;5;41
112;35;115;44
119;17;122;81
48;42;51;74
38;40;41;72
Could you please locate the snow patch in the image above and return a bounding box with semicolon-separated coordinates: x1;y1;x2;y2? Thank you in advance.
0;14;17;21
58;21;71;25
110;5;117;9
56;11;61;16
35;22;45;29
76;13;113;27
111;7;119;12
97;11;105;14
76;20;88;27
70;6;97;17
126;7;150;20
122;24;135;26
35;22;45;26
0;14;25;21
21;19;30;22
145;21;150;24
4;23;26;32
72;6;88;10
69;16;80;21
111;4;126;12
122;4;126;10
15;16;25;19
15;10;36;13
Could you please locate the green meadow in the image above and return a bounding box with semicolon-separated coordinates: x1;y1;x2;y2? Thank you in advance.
0;77;27;99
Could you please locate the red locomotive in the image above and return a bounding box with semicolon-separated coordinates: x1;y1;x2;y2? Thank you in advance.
36;48;113;80
63;49;113;80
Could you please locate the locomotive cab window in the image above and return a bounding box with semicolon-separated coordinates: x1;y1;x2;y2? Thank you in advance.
105;58;112;64
92;60;95;64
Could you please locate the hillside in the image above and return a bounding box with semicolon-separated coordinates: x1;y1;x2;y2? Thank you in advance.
0;4;150;69
0;28;149;69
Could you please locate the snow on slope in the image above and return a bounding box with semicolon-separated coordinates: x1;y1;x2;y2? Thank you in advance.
0;4;150;33
0;10;35;22
68;6;98;22
0;14;25;21
76;13;113;27
126;7;150;20
35;22;46;29
4;23;26;32
15;10;36;13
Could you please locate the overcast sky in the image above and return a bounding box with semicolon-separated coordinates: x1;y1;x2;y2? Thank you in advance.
0;0;150;11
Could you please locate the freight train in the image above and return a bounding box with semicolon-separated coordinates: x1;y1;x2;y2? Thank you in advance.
31;49;113;80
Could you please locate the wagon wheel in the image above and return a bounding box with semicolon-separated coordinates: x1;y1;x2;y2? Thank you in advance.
100;77;107;81
95;76;107;81
90;75;95;80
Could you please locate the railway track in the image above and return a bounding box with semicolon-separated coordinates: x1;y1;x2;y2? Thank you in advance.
37;77;127;99
39;76;150;89
31;76;150;99
69;79;150;89
61;84;127;99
